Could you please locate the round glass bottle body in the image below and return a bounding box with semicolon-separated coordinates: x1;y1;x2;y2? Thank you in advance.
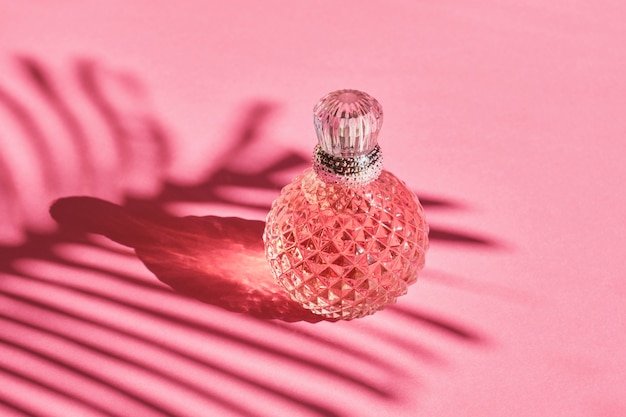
263;168;429;319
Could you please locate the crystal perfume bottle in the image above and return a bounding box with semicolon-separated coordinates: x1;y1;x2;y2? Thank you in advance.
263;90;429;319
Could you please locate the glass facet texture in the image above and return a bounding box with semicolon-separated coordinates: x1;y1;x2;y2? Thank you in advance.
264;168;429;319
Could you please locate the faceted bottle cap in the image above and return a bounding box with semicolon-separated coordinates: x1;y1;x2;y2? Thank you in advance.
313;89;383;158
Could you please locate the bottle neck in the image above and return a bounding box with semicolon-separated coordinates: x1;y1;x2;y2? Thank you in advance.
312;144;383;188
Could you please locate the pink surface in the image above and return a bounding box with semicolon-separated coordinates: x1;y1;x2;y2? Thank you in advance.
1;1;626;416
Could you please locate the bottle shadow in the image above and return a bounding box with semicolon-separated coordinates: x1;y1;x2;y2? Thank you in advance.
50;196;328;323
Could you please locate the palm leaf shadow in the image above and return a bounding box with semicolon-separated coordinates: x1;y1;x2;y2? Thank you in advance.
0;54;496;417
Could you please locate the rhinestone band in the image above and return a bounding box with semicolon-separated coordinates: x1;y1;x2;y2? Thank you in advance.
313;144;383;188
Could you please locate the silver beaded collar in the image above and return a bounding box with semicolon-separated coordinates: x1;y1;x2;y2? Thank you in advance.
312;144;383;188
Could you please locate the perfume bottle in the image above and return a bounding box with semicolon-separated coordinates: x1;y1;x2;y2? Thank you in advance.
263;90;429;319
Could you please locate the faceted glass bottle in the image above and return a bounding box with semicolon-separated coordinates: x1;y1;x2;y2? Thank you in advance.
263;90;429;319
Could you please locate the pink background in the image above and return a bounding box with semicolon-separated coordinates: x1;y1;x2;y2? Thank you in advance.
1;1;625;416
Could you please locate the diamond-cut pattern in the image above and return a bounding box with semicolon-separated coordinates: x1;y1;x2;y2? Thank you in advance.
264;168;429;319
